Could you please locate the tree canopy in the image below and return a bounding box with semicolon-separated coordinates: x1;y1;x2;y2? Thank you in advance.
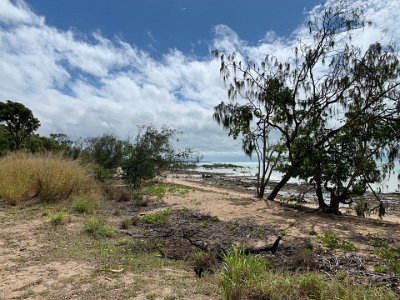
214;1;400;214
0;100;40;150
122;125;198;188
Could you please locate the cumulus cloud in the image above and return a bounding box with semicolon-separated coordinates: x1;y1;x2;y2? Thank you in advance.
0;0;399;161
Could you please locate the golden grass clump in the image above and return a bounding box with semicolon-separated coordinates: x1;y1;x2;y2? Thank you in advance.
0;152;101;205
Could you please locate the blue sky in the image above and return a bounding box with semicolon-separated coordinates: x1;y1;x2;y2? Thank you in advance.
27;0;319;58
1;0;399;162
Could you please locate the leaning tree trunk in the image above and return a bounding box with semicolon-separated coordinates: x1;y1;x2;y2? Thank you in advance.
267;173;291;200
315;178;328;209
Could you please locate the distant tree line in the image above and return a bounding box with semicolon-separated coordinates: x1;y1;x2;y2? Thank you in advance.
0;100;198;187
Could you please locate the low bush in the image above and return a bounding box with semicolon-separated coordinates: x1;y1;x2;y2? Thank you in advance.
141;209;171;224
316;232;357;251
220;247;397;299
0;152;100;205
47;210;66;225
72;196;98;214
84;217;114;238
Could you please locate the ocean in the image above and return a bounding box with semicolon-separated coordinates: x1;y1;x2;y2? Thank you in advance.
197;161;400;193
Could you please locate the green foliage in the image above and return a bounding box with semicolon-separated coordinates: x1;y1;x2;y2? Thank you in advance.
47;210;66;225
221;246;268;300
355;199;370;217
316;232;357;251
141;209;171;224
210;215;220;222
91;164;110;182
84;217;114;238
122;125;198;188
0;100;40;150
82;134;126;170
72;196;93;214
220;246;396;299
371;241;400;274
213;2;400;210
145;182;194;199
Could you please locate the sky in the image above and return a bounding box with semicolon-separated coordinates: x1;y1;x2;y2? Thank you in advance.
1;0;399;162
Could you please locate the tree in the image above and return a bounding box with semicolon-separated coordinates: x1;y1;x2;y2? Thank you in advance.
83;134;127;170
214;1;400;213
0;100;40;150
122;125;197;188
213;90;283;198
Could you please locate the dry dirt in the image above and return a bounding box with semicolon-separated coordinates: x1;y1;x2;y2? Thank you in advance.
0;174;400;299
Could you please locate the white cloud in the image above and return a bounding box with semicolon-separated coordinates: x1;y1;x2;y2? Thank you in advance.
0;0;399;161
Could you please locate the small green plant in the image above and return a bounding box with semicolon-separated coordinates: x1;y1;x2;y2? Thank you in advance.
145;183;194;199
91;164;110;182
201;220;209;227
227;224;238;231
210;215;220;222
279;229;288;237
145;183;167;199
132;190;148;207
48;210;66;225
316;232;356;251
354;199;369;217
221;246;269;299
141;209;171;224
374;265;389;273
84;217;114;237
372;242;400;274
72;196;92;214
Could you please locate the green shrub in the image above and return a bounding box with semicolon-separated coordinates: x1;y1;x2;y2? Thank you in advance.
72;196;93;214
210;215;220;222
145;183;167;199
0;152;100;205
47;210;66;225
372;243;400;274
220;248;397;299
91;164;110;182
316;232;356;251
221;246;269;299
141;209;171;224
355;199;369;217
84;217;114;238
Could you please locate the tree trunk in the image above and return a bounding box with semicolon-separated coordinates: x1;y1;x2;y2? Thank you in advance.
315;178;328;209
258;181;266;198
267;173;291;200
329;197;340;214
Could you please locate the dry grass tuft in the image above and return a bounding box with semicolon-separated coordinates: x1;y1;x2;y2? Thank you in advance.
0;152;101;205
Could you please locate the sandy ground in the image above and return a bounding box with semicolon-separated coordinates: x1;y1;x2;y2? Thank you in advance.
0;174;399;299
165;175;400;245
